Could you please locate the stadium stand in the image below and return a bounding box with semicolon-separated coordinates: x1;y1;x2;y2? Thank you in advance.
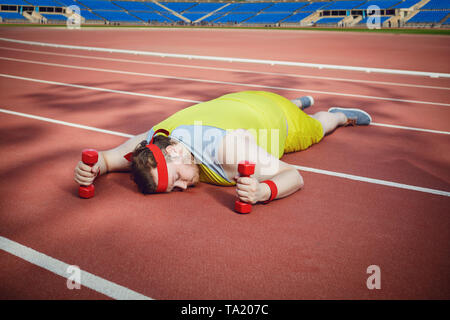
214;12;255;24
131;10;173;23
212;2;275;24
182;2;226;22
245;12;291;24
54;0;88;8
41;13;68;20
407;10;449;23
0;11;26;20
182;12;205;21
300;2;333;12
356;0;402;9
261;2;310;13
390;0;421;9
228;2;273;13
25;0;62;6
358;15;391;24
322;1;366;10
202;11;230;23
112;1;156;11
281;11;313;22
184;2;224;12
93;10;141;22
421;0;450;10
0;0;29;4
160;1;198;13
315;16;344;24
110;1;177;23
79;9;104;21
0;0;448;28
77;0;120;11
216;3;243;13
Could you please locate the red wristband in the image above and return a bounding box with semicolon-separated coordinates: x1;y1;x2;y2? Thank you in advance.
262;180;278;204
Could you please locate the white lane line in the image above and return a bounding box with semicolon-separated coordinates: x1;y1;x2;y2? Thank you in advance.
1;74;449;135
295;165;450;197
0;108;133;138
0;236;152;300
371;122;450;135
1;58;449;107
1;107;449;197
1;37;449;78
1;45;448;91
0;73;201;104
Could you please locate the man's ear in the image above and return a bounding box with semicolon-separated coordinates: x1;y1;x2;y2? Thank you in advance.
165;144;181;158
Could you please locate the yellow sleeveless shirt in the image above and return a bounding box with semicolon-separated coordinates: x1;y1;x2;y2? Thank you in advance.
150;91;323;186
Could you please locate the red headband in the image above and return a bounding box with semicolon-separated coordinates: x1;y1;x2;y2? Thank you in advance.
124;129;169;193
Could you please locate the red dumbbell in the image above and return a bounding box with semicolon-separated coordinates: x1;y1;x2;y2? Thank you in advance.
78;149;98;199
235;160;256;214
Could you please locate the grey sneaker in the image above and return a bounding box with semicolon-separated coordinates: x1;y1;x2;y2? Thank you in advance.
328;107;372;126
291;96;314;110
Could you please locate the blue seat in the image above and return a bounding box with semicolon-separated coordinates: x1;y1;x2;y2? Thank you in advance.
131;11;173;23
215;13;255;23
0;11;26;20
0;0;31;5
25;0;62;6
54;0;88;9
93;10;141;22
391;0;421;9
160;2;198;13
421;0;450;10
79;9;103;20
261;2;309;13
245;13;291;24
407;10;449;23
183;12;206;22
315;17;343;24
300;2;333;12
112;1;157;11
323;1;367;10
228;2;273;13
358;16;391;24
41;13;68;20
77;0;120;11
202;12;227;22
282;12;312;23
184;3;224;13
357;0;402;10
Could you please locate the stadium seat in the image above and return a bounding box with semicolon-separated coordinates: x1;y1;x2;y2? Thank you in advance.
0;11;27;20
407;10;449;23
421;0;450;10
245;13;292;24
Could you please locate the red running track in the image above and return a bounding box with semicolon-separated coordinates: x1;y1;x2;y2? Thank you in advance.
0;27;449;300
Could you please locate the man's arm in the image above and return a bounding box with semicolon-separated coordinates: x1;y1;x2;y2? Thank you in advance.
74;132;148;186
218;129;304;204
99;132;148;174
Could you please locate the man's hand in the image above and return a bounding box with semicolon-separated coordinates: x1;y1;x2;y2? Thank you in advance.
235;175;270;205
74;161;101;186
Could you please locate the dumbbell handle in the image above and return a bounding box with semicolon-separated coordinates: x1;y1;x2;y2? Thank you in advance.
235;161;255;214
78;149;98;199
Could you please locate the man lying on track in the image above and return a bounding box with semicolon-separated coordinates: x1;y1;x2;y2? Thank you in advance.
74;90;371;205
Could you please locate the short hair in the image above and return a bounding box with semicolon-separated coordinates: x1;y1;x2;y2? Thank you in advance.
130;136;175;194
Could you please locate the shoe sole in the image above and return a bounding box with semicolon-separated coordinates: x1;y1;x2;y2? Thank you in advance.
328;107;372;123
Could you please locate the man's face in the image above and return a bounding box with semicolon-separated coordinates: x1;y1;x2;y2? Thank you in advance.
151;143;200;192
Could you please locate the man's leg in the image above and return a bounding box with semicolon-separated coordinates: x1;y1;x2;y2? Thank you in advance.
290;96;314;110
310;107;372;136
310;111;347;135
